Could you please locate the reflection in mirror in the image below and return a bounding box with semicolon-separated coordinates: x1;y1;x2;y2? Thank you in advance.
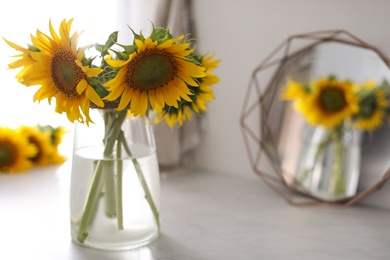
264;41;390;202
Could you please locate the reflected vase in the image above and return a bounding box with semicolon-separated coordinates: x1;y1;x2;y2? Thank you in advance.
70;109;160;250
296;125;362;201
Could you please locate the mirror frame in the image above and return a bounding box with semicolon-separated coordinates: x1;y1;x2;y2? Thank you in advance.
240;29;390;208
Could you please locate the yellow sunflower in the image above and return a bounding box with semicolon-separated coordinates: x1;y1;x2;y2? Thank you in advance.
155;53;221;127
104;35;206;116
50;149;67;165
2;38;37;86
301;77;359;128
36;125;67;164
38;125;67;147
0;127;37;173
281;79;310;112
5;19;104;125
154;106;194;128
19;126;56;166
191;53;220;113
354;81;388;131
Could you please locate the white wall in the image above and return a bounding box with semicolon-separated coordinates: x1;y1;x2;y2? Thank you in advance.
191;0;390;179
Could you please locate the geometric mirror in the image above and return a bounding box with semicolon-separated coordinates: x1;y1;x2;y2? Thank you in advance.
240;30;390;208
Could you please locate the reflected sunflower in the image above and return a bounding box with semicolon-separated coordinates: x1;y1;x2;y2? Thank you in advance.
0;127;37;173
302;77;359;128
19;126;55;166
281;79;310;111
5;19;104;125
104;35;206;116
354;81;388;131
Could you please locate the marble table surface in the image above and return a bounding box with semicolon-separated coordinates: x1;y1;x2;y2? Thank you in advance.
1;162;390;260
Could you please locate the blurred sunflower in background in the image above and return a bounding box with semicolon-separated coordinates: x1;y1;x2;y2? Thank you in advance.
19;126;56;166
0;125;67;174
0;127;37;173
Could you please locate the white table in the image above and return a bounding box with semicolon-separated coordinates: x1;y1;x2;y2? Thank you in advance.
1;161;389;260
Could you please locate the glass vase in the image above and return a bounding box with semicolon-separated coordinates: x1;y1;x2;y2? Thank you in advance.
70;109;160;250
295;125;362;202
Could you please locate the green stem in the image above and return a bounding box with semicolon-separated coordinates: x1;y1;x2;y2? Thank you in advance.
77;110;128;243
77;160;105;243
116;133;124;230
331;129;346;195
104;160;117;218
298;129;333;184
76;111;160;243
119;133;160;230
132;157;160;230
103;110;127;157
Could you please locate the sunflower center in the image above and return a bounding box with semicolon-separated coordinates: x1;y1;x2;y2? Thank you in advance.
318;86;347;113
0;141;17;167
51;50;84;98
127;49;178;90
28;136;42;163
359;96;377;118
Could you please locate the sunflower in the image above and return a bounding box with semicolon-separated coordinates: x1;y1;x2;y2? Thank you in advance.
154;106;194;128
281;79;313;116
0;127;37;173
50;149;67;165
2;38;38;86
191;53;220;112
5;19;104;125
353;81;388;131
38;125;67;147
155;53;221;127
36;125;67;164
104;35;207;116
19;126;56;166
301;77;359;128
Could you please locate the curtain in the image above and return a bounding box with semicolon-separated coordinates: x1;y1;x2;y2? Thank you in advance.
127;0;202;171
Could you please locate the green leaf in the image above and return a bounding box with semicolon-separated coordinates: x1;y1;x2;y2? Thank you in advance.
128;26;145;42
116;43;137;55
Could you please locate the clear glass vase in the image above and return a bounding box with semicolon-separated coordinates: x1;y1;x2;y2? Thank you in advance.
70;109;160;250
295;125;362;202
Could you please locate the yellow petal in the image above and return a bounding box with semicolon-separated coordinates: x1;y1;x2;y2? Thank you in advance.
105;55;129;67
178;71;199;87
104;83;127;101
155;88;165;110
86;67;103;77
117;88;133;111
130;90;140;115
86;87;104;107
162;87;178;107
139;91;148;116
76;79;88;94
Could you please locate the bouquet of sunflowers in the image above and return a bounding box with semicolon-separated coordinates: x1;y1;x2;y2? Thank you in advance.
3;18;220;246
3;19;219;127
281;75;390;199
